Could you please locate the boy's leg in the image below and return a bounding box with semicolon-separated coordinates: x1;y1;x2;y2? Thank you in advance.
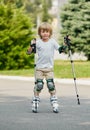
32;79;44;113
46;79;59;113
32;69;44;113
50;95;59;113
32;96;40;113
45;70;59;113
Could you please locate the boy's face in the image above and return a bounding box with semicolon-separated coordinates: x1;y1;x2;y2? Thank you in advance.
40;29;51;41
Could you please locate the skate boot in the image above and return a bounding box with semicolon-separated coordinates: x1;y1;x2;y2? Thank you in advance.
32;96;40;113
50;95;59;113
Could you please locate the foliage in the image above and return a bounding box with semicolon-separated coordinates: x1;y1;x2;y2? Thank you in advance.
23;0;42;26
0;0;53;70
0;2;34;70
24;0;53;24
60;0;90;60
42;0;52;22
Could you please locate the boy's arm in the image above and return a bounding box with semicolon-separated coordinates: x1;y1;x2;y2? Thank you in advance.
26;38;36;55
58;45;67;53
58;35;71;53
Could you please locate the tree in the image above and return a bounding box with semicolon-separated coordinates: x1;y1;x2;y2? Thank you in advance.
42;0;49;22
42;0;52;22
0;2;34;70
60;0;90;60
24;0;42;26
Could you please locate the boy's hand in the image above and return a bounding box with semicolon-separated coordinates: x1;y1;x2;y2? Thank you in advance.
26;47;32;55
58;45;67;53
26;38;36;55
64;35;71;46
58;35;71;53
30;38;36;53
30;38;36;46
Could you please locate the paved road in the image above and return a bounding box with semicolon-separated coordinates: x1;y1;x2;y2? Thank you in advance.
0;78;90;130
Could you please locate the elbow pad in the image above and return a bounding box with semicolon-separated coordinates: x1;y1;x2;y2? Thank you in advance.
58;45;67;53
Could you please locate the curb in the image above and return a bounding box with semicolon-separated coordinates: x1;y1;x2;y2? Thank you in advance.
0;75;90;86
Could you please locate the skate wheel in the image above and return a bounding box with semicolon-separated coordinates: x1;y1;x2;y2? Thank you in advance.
32;109;38;113
53;109;59;113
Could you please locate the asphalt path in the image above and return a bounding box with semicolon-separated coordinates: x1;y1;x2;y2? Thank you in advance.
0;78;90;130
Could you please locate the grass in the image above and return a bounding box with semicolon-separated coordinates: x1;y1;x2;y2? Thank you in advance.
0;60;90;78
54;60;90;78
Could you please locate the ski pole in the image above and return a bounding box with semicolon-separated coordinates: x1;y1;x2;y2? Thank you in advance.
30;38;37;81
30;38;39;111
64;36;80;105
27;38;37;80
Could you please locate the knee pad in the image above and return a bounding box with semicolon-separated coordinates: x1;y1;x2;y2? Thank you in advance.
47;79;55;91
35;79;44;91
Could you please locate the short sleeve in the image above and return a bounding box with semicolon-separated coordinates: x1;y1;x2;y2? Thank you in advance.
53;39;60;50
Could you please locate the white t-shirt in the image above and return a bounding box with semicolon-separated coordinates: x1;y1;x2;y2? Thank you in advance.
36;38;60;69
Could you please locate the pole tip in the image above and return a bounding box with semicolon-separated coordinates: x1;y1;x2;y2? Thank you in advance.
78;99;80;105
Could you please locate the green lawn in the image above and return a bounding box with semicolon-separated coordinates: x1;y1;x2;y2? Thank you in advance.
0;60;90;78
54;60;90;78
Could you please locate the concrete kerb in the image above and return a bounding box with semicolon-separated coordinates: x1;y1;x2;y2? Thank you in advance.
0;75;90;86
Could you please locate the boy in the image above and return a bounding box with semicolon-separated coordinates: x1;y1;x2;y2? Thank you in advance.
27;22;67;113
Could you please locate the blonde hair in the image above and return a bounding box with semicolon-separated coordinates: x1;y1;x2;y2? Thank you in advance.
38;22;53;38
